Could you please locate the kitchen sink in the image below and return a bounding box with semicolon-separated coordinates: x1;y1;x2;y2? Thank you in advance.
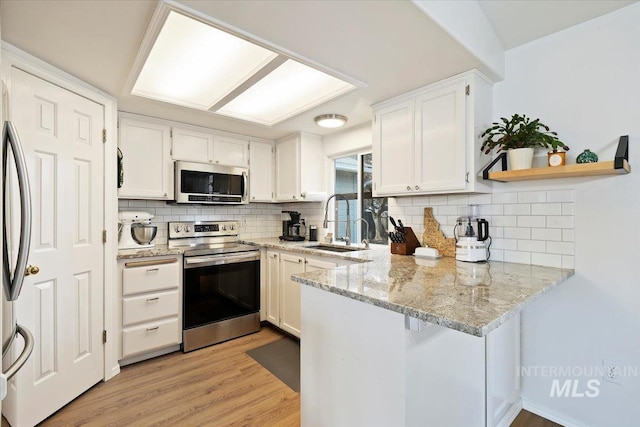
306;244;368;253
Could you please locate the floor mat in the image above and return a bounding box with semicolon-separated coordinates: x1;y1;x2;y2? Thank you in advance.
246;337;300;392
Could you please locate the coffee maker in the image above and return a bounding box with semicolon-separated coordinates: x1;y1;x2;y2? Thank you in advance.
454;205;490;263
280;211;306;241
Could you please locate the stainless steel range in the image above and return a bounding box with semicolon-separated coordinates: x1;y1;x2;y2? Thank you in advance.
168;221;260;352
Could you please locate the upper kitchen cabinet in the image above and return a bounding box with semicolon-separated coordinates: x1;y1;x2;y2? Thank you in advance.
275;133;326;202
118;113;173;200
249;140;275;202
172;126;249;168
372;70;493;196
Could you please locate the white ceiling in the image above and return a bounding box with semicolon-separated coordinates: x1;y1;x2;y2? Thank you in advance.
1;0;635;140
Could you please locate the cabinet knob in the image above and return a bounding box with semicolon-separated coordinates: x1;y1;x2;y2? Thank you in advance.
215;160;219;164
415;185;420;190
298;259;302;263
406;186;411;191
300;192;306;198
164;193;167;197
25;265;40;276
252;196;255;200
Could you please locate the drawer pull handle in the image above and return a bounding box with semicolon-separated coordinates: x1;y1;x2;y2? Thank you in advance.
146;297;159;302
146;326;159;332
147;268;159;273
124;258;178;268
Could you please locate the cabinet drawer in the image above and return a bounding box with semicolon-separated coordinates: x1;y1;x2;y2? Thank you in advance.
122;317;180;358
123;290;179;326
122;258;180;295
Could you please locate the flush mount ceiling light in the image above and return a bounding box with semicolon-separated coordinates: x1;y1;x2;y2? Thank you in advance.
314;114;348;128
127;3;364;126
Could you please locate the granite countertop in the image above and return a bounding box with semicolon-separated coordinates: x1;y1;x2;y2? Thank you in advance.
288;244;575;337
240;238;371;263
117;245;184;260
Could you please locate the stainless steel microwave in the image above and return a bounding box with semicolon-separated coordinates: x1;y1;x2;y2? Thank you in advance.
174;161;248;205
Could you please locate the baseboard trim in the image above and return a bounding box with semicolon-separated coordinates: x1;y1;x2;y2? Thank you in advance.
522;398;586;427
495;398;522;427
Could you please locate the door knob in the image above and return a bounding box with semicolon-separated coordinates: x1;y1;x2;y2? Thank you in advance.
25;265;40;276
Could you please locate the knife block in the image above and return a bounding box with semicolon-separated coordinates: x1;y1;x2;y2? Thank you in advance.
390;227;421;255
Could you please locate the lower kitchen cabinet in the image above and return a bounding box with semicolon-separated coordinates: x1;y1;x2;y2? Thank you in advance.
264;249;342;338
117;255;183;363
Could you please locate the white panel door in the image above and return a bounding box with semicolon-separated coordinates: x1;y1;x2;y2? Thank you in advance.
4;67;104;427
212;135;249;167
265;251;280;325
249;140;274;202
275;135;300;201
372;100;415;196
414;80;467;192
279;253;304;338
171;126;213;162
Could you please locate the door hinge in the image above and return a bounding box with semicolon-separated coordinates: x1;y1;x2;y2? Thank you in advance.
170;129;173;138
465;85;470;96
466;172;470;183
103;330;107;344
102;230;107;243
102;129;107;143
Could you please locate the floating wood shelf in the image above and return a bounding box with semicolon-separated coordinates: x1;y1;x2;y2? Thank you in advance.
482;135;630;182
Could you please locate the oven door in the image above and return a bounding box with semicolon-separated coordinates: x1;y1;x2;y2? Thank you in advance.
183;251;260;330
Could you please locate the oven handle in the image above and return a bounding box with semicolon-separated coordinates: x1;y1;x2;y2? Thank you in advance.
184;251;260;268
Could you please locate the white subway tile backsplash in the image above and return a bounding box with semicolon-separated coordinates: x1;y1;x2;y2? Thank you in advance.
531;228;562;241
546;241;575;255
547;190;574;203
517;216;546;228
478;204;504;216
531;203;562;216
492;192;518;204
531;253;562;268
518;191;547;203
489;249;504;261
490;226;504;238
504;250;531;264
437;205;458;216
412;196;430;206
468;193;492;205
562;255;575;269
429;195;448;205
491;216;517;227
547;216;574;229
562;203;574;216
504;204;530;215
394;197;413;206
447;195;469;205
504;227;531;239
562;229;574;242
492;238;518;251
518;240;546;253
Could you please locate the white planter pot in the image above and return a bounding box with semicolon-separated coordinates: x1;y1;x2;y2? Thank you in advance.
508;148;534;170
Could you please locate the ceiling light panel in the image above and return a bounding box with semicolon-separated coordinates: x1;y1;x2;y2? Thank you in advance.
215;59;356;126
132;11;278;110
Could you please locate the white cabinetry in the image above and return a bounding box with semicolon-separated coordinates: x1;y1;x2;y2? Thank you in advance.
118;256;182;363
275;133;326;202
118;114;173;199
172;126;249;167
249;140;275;202
264;249;341;338
372;70;492;196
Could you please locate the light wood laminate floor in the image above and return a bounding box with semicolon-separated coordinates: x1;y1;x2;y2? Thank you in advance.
1;325;559;427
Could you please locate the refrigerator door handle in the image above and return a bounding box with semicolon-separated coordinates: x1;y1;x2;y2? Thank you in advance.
2;121;32;301
2;324;33;381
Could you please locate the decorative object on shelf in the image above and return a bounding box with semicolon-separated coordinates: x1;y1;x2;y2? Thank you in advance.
576;149;599;164
481;135;629;182
547;150;566;167
480;114;569;170
422;208;456;257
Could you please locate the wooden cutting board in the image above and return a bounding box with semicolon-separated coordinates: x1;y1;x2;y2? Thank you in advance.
422;207;456;257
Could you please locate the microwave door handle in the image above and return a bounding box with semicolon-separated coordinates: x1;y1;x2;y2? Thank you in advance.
242;171;248;200
3;121;32;301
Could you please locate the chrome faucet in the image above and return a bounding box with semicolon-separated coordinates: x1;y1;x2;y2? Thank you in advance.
354;218;370;248
323;194;351;245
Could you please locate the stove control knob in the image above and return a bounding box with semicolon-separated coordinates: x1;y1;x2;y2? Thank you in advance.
229;224;235;230
175;225;182;233
184;226;191;233
221;225;227;231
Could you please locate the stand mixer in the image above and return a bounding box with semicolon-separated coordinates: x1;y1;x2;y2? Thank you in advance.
118;211;157;250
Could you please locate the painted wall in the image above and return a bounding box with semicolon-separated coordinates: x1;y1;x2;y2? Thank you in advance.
491;4;640;425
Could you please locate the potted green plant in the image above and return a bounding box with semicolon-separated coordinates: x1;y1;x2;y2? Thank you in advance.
480;114;569;170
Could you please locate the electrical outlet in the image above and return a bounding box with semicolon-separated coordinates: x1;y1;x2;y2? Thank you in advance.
241;217;248;227
602;359;621;385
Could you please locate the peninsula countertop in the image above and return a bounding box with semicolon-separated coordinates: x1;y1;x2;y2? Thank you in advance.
283;243;574;337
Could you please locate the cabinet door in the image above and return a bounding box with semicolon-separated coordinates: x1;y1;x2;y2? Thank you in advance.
118;116;173;199
172;126;213;162
414;80;467;192
249;141;274;202
305;257;337;271
372;100;415;196
265;251;280;326
279;253;305;338
212;135;249;167
275;135;301;201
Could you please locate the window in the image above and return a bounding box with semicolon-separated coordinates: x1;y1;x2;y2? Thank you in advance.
333;153;388;244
